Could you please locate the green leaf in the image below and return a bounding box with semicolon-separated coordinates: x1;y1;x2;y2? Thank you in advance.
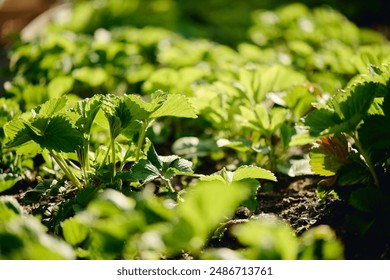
74;94;103;134
233;165;277;182
35;96;68;116
284;84;317;119
124;94;159;121
304;108;342;136
72;67;107;87
172;137;218;158
171;181;250;251
103;95;133;139
239;65;306;103
339;82;378;120
150;93;198;119
304;82;380;136
130;159;161;183
270;107;289;132
253;104;270;130
359;115;390;151
298;225;343;260
61;217;89;246
0;174;22;193
0;196;24;221
0;215;75;259
48;76;74;99
309;136;350;176
25;115;83;153
146;143;162;170
4;117;42;155
201;165;276;185
232;216;298;260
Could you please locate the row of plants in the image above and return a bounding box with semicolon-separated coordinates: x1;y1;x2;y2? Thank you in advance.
1;2;390;259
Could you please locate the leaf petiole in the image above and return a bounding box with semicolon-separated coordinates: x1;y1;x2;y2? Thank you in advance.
50;151;82;189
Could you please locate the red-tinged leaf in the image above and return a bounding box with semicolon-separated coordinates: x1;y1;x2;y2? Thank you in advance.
309;135;350;176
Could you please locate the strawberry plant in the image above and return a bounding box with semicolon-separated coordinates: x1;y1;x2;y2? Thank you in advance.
190;64;320;175
304;64;390;189
303;63;390;237
247;3;390;92
4;91;197;185
2;1;390;260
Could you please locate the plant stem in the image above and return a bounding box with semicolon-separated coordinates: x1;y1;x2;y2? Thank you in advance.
352;134;380;187
110;135;116;182
77;137;90;184
50;151;82;189
135;121;148;161
166;179;175;193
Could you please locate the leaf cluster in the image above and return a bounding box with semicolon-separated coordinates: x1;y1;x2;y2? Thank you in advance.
303;64;390;236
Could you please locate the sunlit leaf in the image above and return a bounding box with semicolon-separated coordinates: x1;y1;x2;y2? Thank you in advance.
61;217;89;246
35;96;68;116
233;165;277;182
0;196;24;220
150;93;198;119
72;67;107;87
201;165;276;185
298;225;344;260
48;76;74;99
309;135;350;176
232;215;298;260
0;174;22;193
170;181;250;251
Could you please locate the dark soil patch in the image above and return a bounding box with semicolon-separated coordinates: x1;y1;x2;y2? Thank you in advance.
253;176;390;259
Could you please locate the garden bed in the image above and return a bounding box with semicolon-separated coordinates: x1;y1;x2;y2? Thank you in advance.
1;1;390;260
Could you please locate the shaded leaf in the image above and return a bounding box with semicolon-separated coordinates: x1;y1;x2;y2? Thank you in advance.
25;115;83;153
103;95;132;139
304;108;342;136
130;159;161;183
74;94;103;134
146;143;162;170
359;115;390;151
170;158;193;174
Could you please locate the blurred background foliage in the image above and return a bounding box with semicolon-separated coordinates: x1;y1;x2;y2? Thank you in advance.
55;0;389;47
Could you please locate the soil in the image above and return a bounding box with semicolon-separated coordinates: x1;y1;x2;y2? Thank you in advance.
253;176;390;259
